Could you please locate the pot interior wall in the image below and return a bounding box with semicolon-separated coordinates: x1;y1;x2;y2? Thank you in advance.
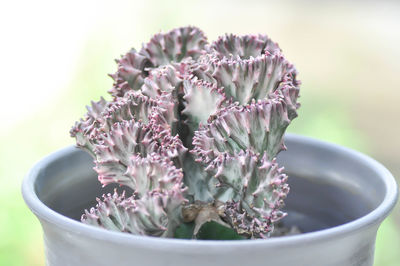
34;143;379;234
282;175;370;232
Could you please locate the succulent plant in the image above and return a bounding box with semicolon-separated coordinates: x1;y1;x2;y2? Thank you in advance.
71;26;300;239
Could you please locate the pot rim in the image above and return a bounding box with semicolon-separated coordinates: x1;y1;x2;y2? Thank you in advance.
22;133;398;249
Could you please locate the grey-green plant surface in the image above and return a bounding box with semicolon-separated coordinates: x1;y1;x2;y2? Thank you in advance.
71;26;300;239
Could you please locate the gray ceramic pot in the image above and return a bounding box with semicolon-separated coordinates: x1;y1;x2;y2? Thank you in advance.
22;134;398;266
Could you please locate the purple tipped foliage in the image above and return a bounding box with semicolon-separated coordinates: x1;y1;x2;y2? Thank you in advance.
72;26;300;239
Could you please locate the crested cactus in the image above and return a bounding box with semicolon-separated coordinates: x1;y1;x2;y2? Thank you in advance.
72;26;300;239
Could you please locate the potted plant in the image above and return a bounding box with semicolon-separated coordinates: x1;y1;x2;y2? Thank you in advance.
22;26;398;266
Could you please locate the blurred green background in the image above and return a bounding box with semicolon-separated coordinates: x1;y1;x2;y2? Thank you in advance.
1;0;399;265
